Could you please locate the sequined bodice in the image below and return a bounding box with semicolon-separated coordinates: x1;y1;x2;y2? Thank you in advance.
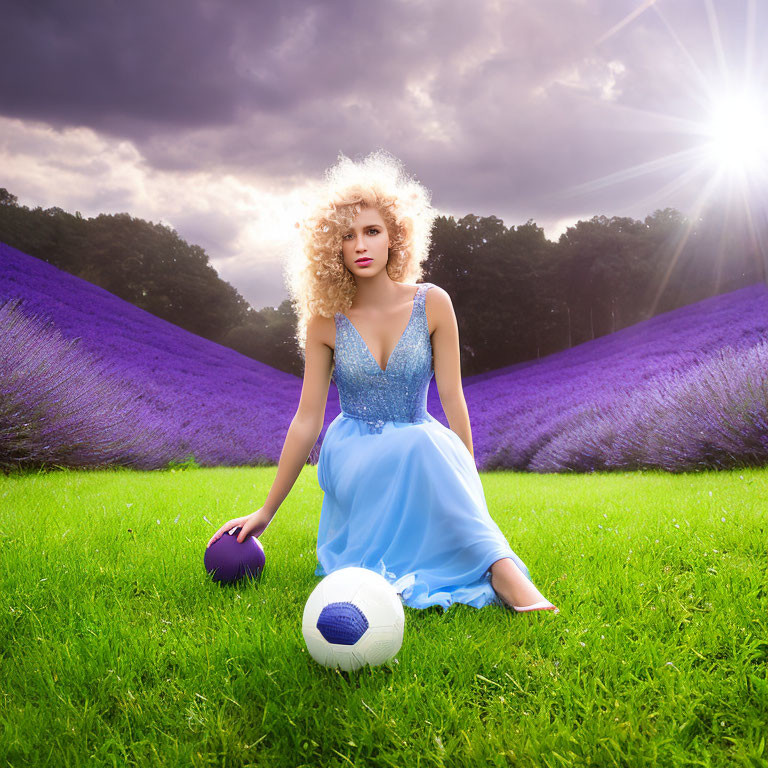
332;283;435;433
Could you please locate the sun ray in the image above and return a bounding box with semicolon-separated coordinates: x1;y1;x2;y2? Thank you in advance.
704;0;729;83
561;95;706;137
581;162;707;222
595;0;659;46
737;173;768;283
745;0;757;81
559;145;711;198
650;3;712;104
711;176;736;295
648;167;727;316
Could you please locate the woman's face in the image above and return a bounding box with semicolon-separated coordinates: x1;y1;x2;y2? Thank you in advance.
340;206;390;277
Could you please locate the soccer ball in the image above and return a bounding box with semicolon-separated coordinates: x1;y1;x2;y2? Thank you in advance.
302;566;405;672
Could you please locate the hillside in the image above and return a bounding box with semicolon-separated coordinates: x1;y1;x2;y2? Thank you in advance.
0;243;306;469
454;283;768;471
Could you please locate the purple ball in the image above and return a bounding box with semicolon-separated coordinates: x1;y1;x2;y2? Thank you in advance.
204;527;266;584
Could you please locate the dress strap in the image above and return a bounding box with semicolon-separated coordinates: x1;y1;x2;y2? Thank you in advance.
415;282;433;311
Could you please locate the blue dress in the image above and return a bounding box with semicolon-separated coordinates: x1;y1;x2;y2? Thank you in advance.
314;282;531;611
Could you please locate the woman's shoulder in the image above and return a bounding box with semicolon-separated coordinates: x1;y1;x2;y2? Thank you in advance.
415;281;450;301
306;312;338;350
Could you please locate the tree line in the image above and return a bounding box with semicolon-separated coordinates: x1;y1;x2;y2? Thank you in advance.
1;187;764;378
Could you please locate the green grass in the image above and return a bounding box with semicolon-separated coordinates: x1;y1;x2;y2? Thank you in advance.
1;465;766;768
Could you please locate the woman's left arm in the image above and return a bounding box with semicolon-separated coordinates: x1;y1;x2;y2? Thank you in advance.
427;287;474;460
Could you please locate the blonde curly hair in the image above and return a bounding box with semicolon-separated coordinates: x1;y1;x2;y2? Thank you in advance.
284;149;438;357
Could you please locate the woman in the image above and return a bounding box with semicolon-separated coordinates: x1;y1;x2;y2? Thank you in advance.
207;150;557;614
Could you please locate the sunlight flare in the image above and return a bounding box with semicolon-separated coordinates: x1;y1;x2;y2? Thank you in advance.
704;92;768;174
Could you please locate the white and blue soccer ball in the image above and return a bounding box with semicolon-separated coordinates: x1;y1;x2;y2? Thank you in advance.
302;566;405;672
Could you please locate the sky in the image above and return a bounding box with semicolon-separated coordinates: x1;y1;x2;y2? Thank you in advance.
0;0;766;309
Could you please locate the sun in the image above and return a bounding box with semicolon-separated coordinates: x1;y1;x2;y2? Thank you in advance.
704;91;768;174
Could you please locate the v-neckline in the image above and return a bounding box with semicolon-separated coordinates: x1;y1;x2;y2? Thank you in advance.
337;285;422;374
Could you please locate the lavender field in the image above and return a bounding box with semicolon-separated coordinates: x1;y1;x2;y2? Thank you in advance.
1;243;302;471
463;283;768;472
1;242;766;473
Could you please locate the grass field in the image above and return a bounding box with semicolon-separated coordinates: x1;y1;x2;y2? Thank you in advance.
1;465;766;767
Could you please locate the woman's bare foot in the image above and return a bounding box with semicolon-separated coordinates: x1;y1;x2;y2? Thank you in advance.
490;558;558;612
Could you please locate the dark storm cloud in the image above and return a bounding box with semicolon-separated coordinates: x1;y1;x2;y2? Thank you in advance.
0;0;288;136
0;0;418;142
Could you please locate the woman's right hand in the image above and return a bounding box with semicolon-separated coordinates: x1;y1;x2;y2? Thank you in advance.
206;506;273;549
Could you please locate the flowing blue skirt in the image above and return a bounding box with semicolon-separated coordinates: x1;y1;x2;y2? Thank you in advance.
314;412;530;611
